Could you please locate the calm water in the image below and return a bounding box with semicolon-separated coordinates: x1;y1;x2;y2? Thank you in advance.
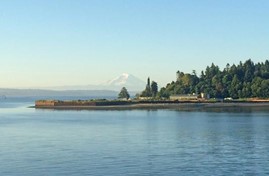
1;98;269;175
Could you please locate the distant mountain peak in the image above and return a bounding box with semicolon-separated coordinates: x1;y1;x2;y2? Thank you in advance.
122;73;129;77
107;73;130;85
101;73;146;91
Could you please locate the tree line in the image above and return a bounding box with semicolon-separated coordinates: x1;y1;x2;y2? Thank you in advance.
140;77;158;97
118;59;269;100
119;77;159;99
158;59;269;99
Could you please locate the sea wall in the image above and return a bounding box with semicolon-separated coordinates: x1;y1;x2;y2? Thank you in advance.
55;101;97;106
35;100;56;106
35;100;98;107
35;99;138;107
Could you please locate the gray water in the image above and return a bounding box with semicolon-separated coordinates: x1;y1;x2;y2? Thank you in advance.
1;98;269;175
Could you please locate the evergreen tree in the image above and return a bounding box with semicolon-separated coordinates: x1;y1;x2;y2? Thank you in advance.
118;87;130;99
140;78;160;98
151;81;158;97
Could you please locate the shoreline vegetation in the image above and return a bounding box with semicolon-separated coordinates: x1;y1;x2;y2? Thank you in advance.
156;59;269;100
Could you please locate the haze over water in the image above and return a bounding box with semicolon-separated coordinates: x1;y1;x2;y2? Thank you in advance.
1;99;269;175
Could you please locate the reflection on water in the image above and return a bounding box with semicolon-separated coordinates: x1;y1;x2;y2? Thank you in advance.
0;99;269;175
175;106;269;113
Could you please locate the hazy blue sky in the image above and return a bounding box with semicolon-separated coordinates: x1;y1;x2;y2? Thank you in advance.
0;0;269;88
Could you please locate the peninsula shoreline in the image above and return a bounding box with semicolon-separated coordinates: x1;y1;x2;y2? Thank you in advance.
33;101;269;110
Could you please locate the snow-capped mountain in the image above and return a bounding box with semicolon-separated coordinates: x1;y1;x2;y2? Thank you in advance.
100;73;146;91
36;73;146;92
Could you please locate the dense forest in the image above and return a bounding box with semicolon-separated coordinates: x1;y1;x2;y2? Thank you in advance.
157;59;269;99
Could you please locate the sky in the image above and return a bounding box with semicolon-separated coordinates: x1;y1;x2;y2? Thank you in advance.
0;0;269;88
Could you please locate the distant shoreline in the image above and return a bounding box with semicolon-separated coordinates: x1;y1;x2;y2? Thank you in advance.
33;101;269;110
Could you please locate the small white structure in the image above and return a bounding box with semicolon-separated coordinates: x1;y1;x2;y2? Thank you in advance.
224;97;233;100
138;97;152;100
170;94;199;101
201;93;210;99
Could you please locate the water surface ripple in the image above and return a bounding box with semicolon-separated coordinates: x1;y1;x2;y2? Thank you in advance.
0;100;269;175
